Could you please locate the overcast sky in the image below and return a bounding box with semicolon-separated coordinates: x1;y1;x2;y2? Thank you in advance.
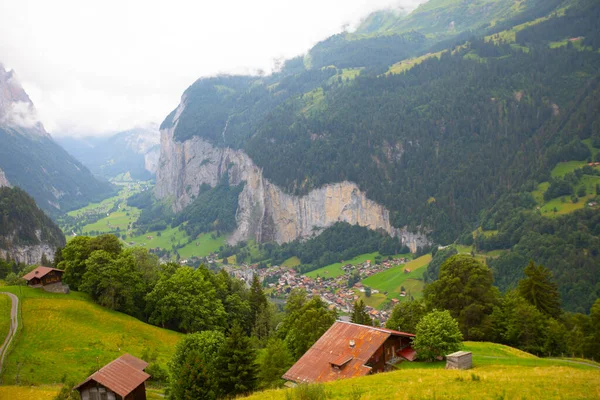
0;0;426;137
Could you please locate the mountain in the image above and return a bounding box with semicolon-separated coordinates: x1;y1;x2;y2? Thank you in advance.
0;64;115;216
150;0;600;311
0;186;66;264
57;126;160;180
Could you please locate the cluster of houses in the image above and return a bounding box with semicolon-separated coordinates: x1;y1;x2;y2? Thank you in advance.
224;257;410;325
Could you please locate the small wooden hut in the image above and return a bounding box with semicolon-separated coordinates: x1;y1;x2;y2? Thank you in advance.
74;354;150;400
445;351;473;370
22;266;64;287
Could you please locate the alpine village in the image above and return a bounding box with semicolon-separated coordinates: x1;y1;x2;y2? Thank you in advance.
1;0;600;399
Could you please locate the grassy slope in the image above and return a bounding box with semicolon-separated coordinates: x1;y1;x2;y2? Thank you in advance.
244;342;600;399
0;286;182;386
305;253;381;279
176;232;227;259
0;294;10;345
361;254;432;301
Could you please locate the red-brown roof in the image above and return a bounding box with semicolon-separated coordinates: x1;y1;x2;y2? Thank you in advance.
398;346;417;361
74;354;149;397
282;321;414;383
21;266;64;282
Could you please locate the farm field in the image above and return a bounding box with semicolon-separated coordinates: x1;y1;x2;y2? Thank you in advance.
243;342;600;400
281;256;301;268
551;160;589;178
361;254;431;302
126;225;189;249
353;289;388;309
63;181;151;239
0;286;182;386
304;253;381;279
176;232;227;259
81;207;141;236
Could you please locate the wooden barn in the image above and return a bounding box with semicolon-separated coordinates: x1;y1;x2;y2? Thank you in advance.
21;266;64;287
283;321;416;384
74;354;150;400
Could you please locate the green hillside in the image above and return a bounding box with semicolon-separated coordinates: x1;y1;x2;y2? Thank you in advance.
243;342;600;399
0;286;182;386
0;186;66;252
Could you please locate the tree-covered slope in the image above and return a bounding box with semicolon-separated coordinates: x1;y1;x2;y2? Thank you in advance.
0;186;65;250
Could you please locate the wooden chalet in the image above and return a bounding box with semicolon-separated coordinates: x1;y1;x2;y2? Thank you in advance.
283;321;416;384
74;354;150;400
21;266;64;287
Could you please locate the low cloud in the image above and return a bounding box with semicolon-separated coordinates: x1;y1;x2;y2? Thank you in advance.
0;0;427;137
1;101;41;129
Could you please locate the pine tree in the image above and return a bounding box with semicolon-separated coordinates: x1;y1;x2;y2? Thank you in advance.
249;274;268;330
517;261;561;318
172;351;215;400
218;323;257;397
350;299;372;326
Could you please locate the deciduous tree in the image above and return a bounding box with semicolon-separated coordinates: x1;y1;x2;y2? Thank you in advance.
412;310;463;361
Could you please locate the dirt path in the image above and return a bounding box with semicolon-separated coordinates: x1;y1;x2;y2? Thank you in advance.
0;292;18;375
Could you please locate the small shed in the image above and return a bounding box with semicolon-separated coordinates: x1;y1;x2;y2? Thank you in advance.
74;354;150;400
445;351;472;370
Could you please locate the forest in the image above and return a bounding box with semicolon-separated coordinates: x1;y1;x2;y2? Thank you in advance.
0;186;65;250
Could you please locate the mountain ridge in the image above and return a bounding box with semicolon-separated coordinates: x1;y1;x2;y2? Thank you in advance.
0;64;115;216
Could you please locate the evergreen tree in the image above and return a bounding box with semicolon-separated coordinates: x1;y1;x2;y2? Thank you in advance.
285;296;336;359
171;351;215;400
256;338;293;389
517;261;562;318
249;274;268;333
217;323;257;397
350;299;372;326
169;330;224;398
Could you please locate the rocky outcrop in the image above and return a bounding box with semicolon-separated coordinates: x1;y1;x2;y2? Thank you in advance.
155;101;429;250
0;243;55;265
144;146;160;175
0;168;10;187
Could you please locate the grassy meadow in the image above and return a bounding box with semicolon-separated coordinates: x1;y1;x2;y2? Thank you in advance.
305;253;381;279
176;232;227;259
361;254;431;301
243;342;600;400
0;294;11;344
0;286;182;386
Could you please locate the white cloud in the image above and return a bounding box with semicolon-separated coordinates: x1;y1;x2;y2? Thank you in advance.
0;0;426;137
1;100;41;129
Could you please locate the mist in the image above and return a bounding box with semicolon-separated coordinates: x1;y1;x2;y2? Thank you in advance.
0;0;427;137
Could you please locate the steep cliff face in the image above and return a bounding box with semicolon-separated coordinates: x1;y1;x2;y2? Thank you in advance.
155;102;428;250
0;243;55;265
0;168;10;187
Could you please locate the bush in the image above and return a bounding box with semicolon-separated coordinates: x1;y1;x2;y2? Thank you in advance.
145;363;168;385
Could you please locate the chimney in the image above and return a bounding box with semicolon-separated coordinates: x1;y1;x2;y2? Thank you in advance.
349;340;355;348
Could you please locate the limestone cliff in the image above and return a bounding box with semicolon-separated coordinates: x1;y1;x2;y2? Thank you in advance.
0;243;55;265
155;102;428;251
0;168;10;187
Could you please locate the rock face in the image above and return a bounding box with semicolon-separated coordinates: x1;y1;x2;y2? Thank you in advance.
0;168;10;187
0;243;55;265
144;146;160;175
155;102;428;250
